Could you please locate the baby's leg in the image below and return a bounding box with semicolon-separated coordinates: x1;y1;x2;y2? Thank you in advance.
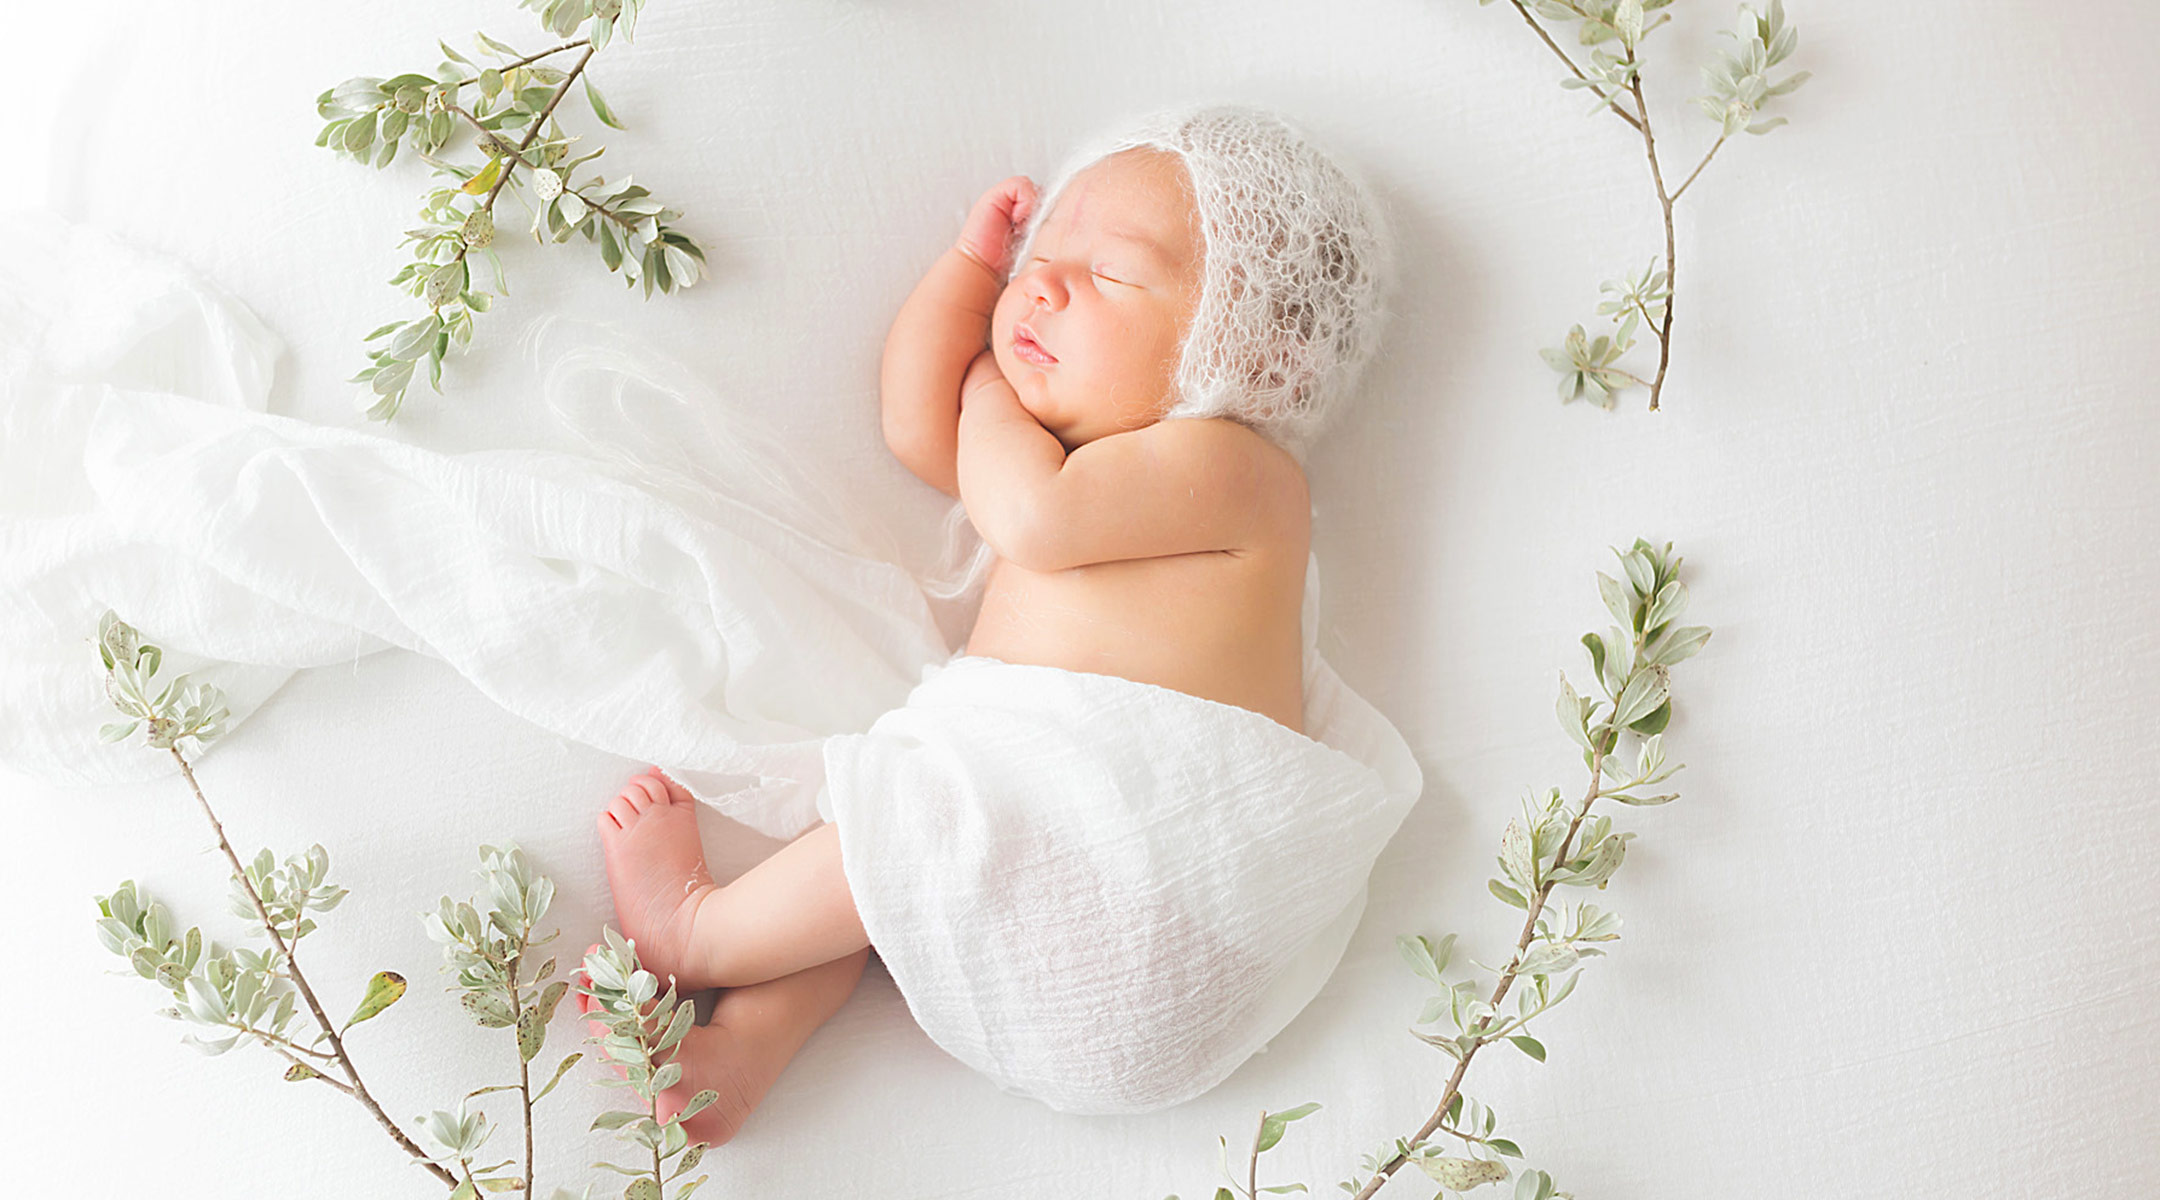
598;768;870;992
577;944;871;1147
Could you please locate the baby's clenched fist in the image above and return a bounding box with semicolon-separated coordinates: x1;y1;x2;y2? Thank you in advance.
955;175;1038;280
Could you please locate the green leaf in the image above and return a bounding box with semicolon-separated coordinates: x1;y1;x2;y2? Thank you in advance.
625;1176;662;1200
1647;624;1712;667
1488;1137;1523;1158
1612;669;1667;729
462;989;517;1028
99;721;140;743
1508;1034;1547;1061
460;156;507;197
283;1061;320;1082
517;1003;547;1062
344;970;407;1030
1627;697;1672;735
590;1109;649;1132
1488;879;1528;909
1596;571;1633;630
1259;1187;1309;1195
1255;1101;1322;1153
1416;1157;1507;1189
449;1181;478;1200
1396;934;1452;985
531;1051;584;1104
585;75;627;130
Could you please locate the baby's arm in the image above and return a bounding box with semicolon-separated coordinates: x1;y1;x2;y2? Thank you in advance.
879;177;1037;499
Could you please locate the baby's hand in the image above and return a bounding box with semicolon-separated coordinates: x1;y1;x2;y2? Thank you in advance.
955;176;1038;281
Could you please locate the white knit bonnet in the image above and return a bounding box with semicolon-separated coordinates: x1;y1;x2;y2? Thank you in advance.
1013;104;1392;463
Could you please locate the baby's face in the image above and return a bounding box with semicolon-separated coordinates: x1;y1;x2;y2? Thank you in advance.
991;148;1204;452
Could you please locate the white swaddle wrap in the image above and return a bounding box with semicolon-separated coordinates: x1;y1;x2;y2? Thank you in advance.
0;213;1423;1113
820;647;1422;1113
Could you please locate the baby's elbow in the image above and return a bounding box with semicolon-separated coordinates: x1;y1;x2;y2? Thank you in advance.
971;495;1066;573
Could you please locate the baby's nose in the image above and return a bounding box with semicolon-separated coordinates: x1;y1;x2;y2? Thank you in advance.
1025;269;1067;311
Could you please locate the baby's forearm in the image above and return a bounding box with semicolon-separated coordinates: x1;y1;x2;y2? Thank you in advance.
880;247;1003;494
957;361;1069;568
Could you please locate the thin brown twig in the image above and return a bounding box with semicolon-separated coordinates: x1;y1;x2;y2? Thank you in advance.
445;100;640;236
1623;49;1678;411
1670;133;1728;203
483;43;596;211
264;1043;357;1097
1349;734;1615;1200
509;938;535;1200
170;747;457;1188
1504;0;1644;132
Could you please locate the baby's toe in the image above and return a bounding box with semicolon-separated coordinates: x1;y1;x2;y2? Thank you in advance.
655;771;696;807
629;774;671;809
604;795;641;829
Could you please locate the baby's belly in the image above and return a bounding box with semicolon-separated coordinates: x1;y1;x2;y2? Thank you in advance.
960;549;1308;735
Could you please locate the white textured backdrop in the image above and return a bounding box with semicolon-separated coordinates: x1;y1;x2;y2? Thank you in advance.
3;0;2155;1196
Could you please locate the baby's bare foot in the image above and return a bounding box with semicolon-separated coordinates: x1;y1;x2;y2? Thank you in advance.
574;957;763;1149
597;768;720;993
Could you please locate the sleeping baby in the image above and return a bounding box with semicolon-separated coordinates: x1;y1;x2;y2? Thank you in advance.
577;104;1418;1142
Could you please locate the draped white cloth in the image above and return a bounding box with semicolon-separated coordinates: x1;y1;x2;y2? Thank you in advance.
0;211;1421;1113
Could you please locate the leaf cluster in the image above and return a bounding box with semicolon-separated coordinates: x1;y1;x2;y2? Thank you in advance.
1696;0;1811;136
576;929;713;1200
313;0;706;421
1488;1;1809;410
416;843;585;1197
96;610;230;750
231;843;350;944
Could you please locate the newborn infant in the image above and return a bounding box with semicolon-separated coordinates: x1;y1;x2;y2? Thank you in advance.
893;140;1311;732
579;105;1392;1141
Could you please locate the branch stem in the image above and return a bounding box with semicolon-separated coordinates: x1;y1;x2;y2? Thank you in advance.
1505;0;1644;132
169;747;457;1188
1624;48;1678;411
1349;730;1616;1200
1671;133;1727;203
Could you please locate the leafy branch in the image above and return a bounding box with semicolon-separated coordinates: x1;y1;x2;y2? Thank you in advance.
1164;539;1713;1200
419;846;584;1199
90;613;618;1197
575;929;714;1200
90;611;457;1188
314;0;708;421
1481;0;1811;410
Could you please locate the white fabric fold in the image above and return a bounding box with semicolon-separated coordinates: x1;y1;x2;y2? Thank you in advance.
819;650;1424;1114
0;212;1425;1113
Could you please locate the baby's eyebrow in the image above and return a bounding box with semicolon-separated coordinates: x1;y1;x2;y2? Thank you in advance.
1097;228;1177;267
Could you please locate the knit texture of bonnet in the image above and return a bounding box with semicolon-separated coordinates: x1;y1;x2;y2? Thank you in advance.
1014;105;1393;463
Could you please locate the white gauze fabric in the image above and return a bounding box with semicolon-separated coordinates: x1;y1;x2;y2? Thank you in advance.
1014;104;1394;463
0;211;1422;1115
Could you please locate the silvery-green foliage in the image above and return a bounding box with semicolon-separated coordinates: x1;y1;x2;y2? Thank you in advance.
1696;0;1811;136
422;844;582;1195
576;928;713;1200
1291;541;1706;1200
229;843;350;943
92;879;312;1059
96;610;230;750
1479;1;1808;410
315;0;705;422
1538;323;1639;408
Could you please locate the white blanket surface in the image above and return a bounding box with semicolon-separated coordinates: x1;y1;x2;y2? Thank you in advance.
1;211;1422;1115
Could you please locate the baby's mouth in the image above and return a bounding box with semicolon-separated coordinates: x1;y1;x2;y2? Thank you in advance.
1013;325;1058;366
